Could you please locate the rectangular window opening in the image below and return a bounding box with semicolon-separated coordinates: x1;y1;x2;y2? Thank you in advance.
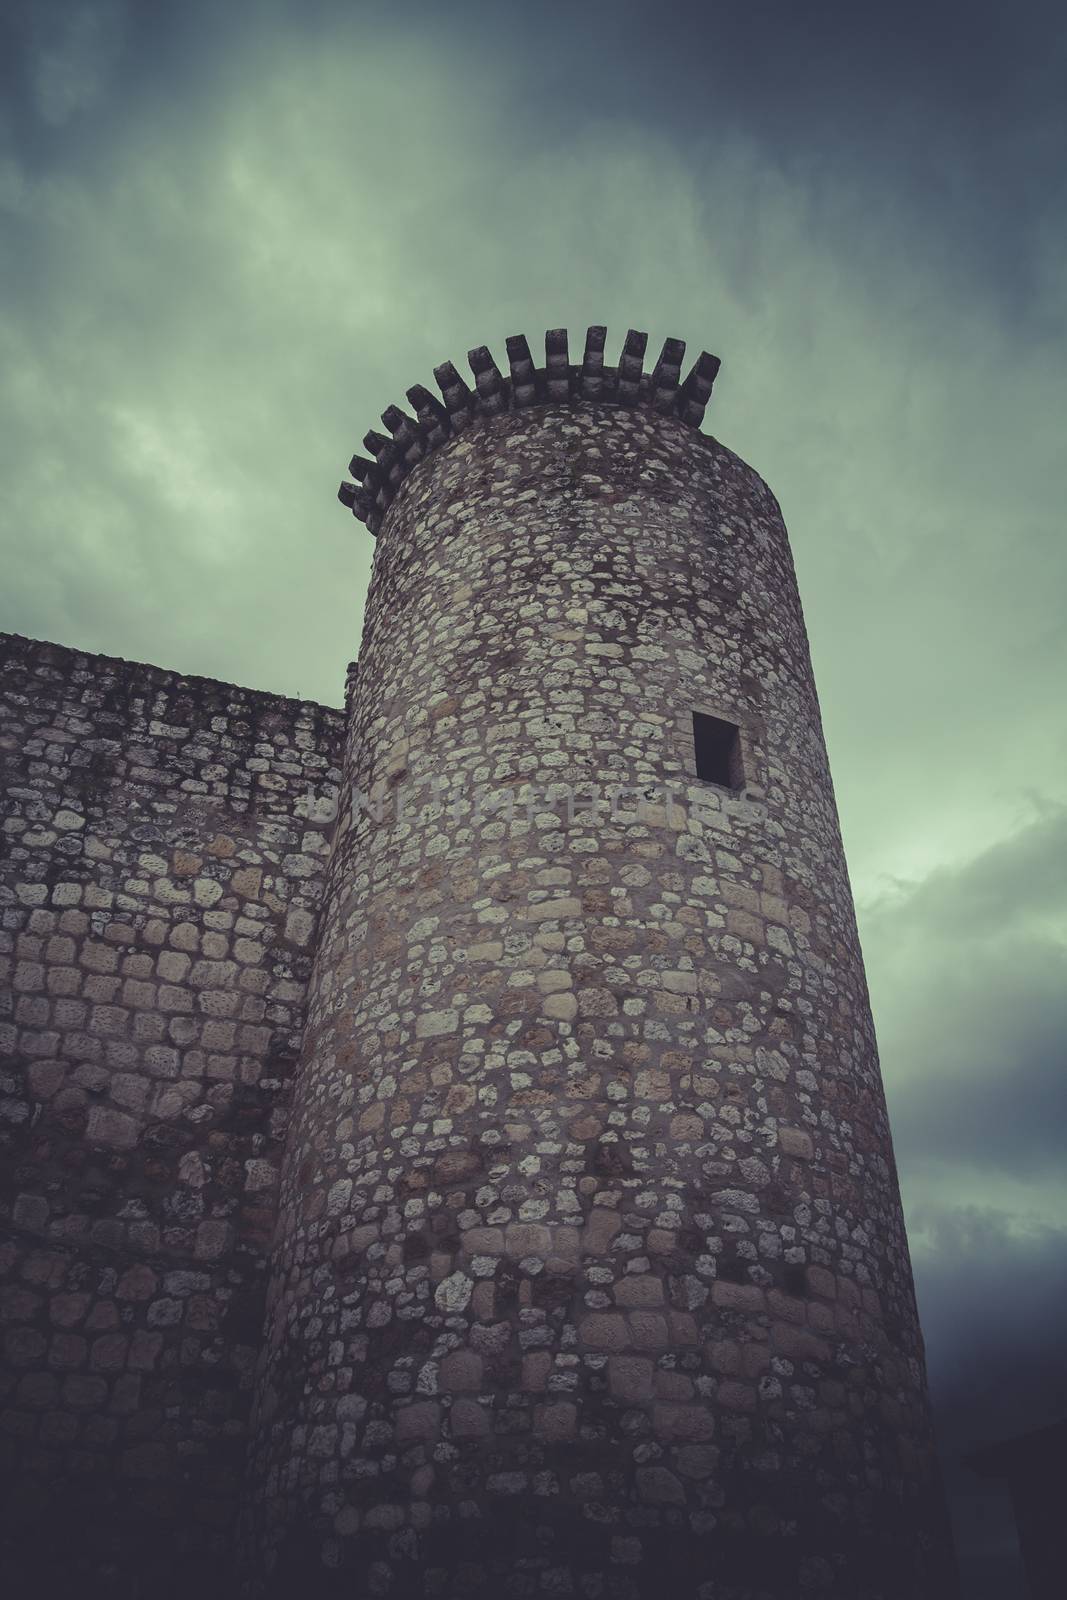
692;710;743;790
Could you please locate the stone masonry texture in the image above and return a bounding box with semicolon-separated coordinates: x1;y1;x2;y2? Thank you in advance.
1;328;956;1599
0;635;344;1595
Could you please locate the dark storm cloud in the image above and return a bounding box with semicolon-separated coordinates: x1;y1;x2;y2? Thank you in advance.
914;1205;1067;1426
894;960;1067;1175
2;0;1063;744
860;809;1067;1589
877;808;1067;936
910;1205;1067;1598
861;809;1067;1175
6;0;1064;276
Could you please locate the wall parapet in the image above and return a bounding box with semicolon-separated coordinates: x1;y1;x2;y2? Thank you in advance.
338;325;721;534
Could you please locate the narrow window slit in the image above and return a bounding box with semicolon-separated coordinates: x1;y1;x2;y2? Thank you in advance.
692;710;743;789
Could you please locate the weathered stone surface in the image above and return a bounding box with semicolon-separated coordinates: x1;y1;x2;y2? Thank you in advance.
434;1271;474;1312
415;1008;458;1039
779;1124;815;1160
438;1349;483;1390
0;632;343;1595
394;1400;440;1443
636;1465;687;1505
608;1356;655;1402
449;1397;491;1439
535;1400;578;1441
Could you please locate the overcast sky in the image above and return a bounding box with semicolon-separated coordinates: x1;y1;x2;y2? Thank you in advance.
1;2;1064;1591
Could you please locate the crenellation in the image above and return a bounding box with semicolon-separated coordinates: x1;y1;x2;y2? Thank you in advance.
616;326;648;404
678;350;723;427
432;356;476;427
650;335;686;412
581;324;608;398
382;402;427;469
505;333;537;405
341;328;723;534
468;344;508;414
405;383;451;447
544;327;571;401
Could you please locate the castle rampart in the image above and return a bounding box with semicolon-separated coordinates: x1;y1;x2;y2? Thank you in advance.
0;634;343;1593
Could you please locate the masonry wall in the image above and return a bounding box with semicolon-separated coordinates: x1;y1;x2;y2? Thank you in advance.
0;633;344;1596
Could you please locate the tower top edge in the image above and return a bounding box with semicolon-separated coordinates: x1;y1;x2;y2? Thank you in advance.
337;326;721;535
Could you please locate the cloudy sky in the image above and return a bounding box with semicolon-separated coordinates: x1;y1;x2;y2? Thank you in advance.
1;1;1064;1590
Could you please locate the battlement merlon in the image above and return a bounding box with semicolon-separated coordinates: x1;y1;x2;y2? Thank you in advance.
337;326;721;535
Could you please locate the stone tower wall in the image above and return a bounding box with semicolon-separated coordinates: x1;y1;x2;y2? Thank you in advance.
243;333;953;1598
0;634;344;1594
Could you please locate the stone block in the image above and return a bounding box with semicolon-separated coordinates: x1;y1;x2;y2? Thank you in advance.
675;1444;720;1479
434;1271;474;1312
579;1313;628;1350
771;1323;831;1364
505;1223;552;1258
439;1350;483;1391
726;910;763;943
717;1380;757;1411
608;1357;654;1402
90;1334;128;1372
460;1226;504;1255
636;1466;686;1505
628;1312;670;1350
653;1403;715;1442
654;1371;695;1400
581;1208;622;1256
767;1289;806;1325
450;1397;491;1438
13;1193;49;1231
615;1275;664;1308
521;898;581;921
711;1282;765;1312
521;1352;552;1391
779;1126;814;1160
535;1401;577;1442
806;1265;837;1300
416;1009;459;1039
395;1400;440;1444
576;986;618;1017
86;1105;138;1150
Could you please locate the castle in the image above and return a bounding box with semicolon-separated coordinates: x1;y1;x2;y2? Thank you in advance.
0;328;956;1597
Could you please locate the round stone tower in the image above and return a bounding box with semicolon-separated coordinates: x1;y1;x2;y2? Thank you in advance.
243;329;955;1598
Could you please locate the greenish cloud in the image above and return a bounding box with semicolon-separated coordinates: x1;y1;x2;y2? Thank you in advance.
1;5;1064;1592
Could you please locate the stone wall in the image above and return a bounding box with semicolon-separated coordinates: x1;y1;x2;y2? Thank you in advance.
0;633;344;1596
